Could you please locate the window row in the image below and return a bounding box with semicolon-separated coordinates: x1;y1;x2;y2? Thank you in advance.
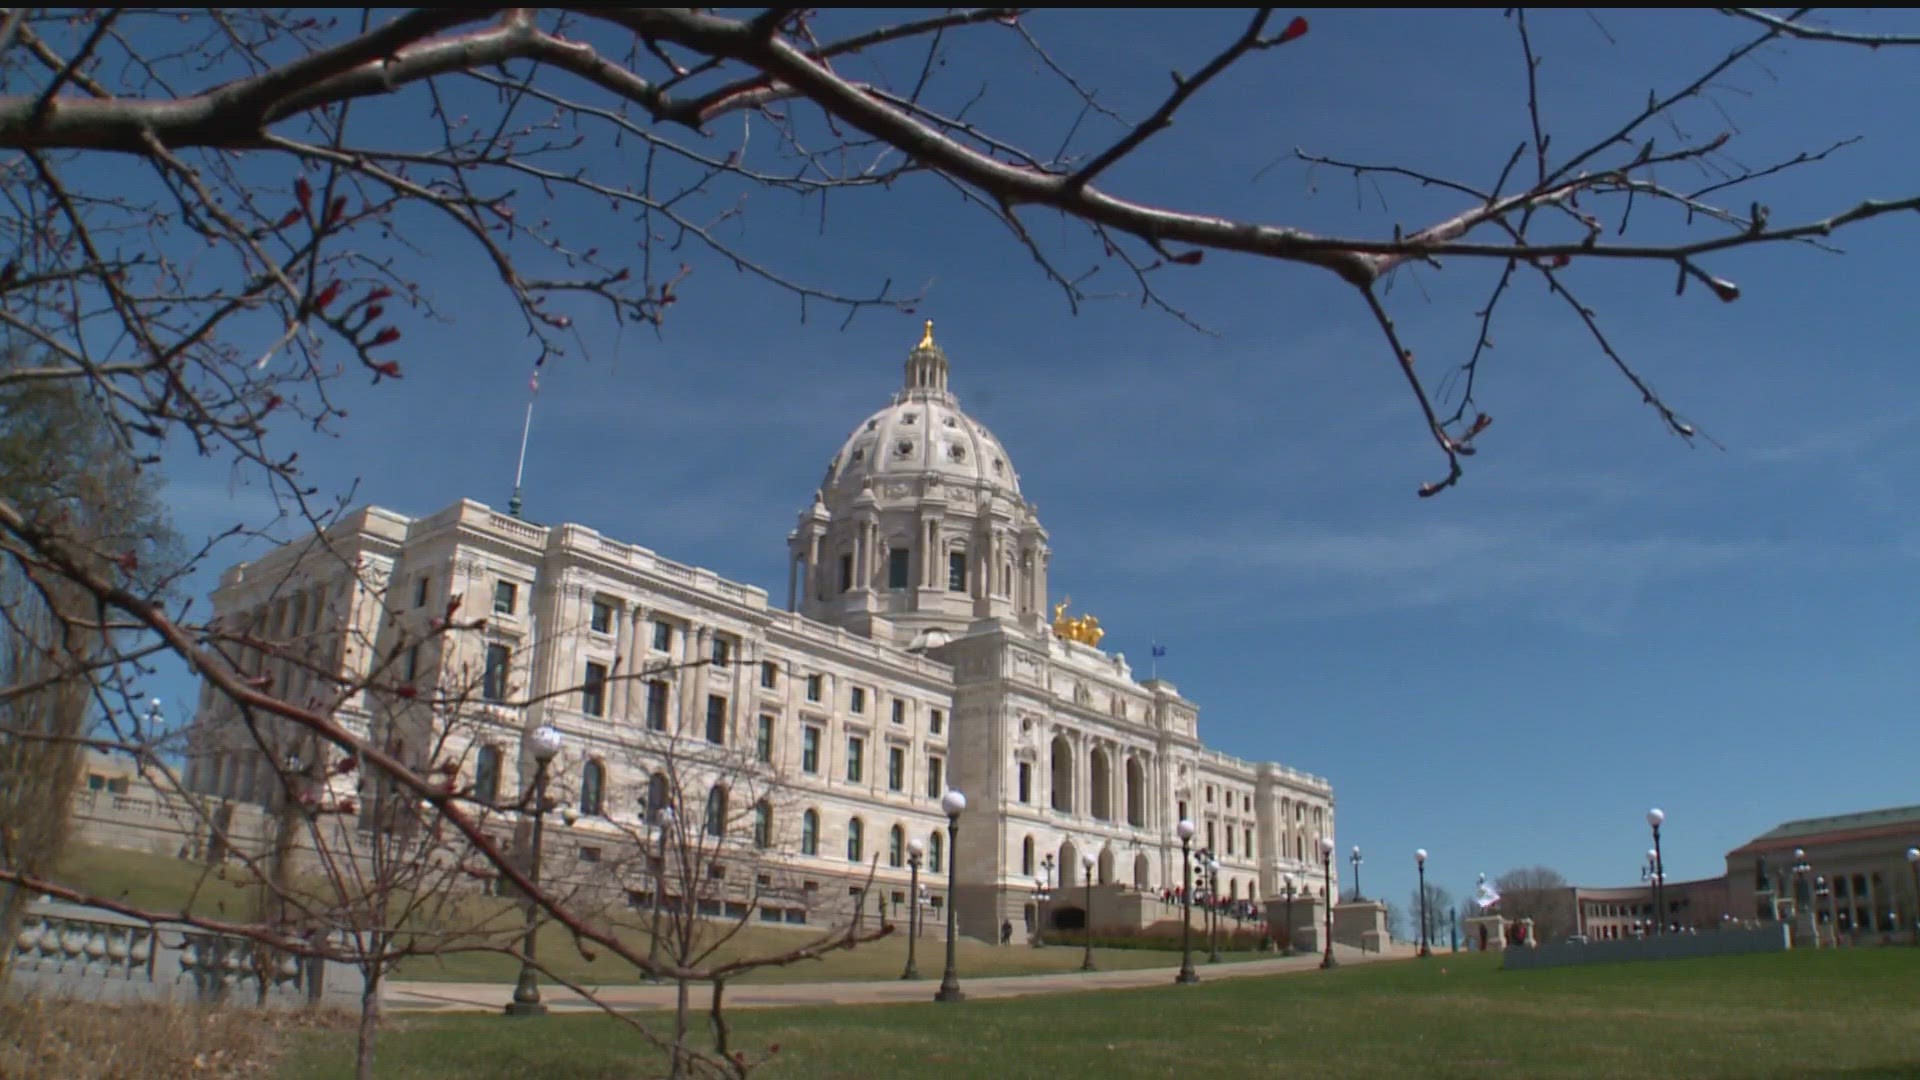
797;812;947;871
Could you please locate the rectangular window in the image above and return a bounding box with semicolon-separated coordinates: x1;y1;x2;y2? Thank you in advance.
888;548;910;590
930;708;944;735
403;644;420;683
1206;822;1215;850
483;644;511;702
926;755;943;799
839;553;854;593
1226;828;1235;855
846;736;864;783
1018;762;1032;803
802;726;820;774
590;600;612;634
760;661;778;690
1245;827;1254;856
892;699;906;725
414;575;429;608
582;662;608;717
1177;800;1188;822
756;715;775;763
710;636;731;667
645;681;669;732
888;747;905;792
850;686;866;714
493;580;517;615
806;674;823;703
947;551;966;592
705;695;728;744
652;620;672;652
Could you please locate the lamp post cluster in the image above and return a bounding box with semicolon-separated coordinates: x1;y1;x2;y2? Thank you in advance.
1280;875;1297;955
1033;853;1055;947
1349;845;1364;902
1080;852;1098;972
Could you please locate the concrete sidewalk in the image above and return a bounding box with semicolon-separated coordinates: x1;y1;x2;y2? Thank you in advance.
385;942;1419;1014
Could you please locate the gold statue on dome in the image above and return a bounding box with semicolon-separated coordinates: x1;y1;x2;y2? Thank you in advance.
1050;596;1105;648
919;319;936;349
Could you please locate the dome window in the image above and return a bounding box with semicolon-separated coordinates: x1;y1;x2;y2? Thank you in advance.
942;415;958;428
949;443;967;462
867;419;878;431
895;439;914;457
992;458;1004;475
850;448;864;464
901;413;918;425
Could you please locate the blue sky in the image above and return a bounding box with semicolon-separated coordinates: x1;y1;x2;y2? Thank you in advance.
141;9;1920;921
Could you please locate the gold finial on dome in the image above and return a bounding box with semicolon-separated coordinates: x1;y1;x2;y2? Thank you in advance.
919;319;936;350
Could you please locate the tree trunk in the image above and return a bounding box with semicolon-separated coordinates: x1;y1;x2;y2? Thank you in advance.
670;977;690;1080
355;968;383;1080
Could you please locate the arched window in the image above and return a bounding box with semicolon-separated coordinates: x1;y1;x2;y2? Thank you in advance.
929;829;944;873
1125;756;1146;827
1050;735;1073;813
753;800;773;849
473;745;502;806
1022;835;1035;876
704;786;729;837
1089;748;1112;821
801;809;819;856
646;771;670;818
847;817;865;862
889;825;905;868
579;759;605;816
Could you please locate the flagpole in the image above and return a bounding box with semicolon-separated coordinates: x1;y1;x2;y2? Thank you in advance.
509;370;538;519
1150;641;1158;681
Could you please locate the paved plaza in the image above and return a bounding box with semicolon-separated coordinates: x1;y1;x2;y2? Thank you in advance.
384;941;1418;1013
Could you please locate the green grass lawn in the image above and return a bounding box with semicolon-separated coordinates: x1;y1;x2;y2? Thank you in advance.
281;948;1920;1080
50;844;1261;984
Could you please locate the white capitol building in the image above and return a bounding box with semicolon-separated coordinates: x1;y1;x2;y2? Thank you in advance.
187;324;1336;941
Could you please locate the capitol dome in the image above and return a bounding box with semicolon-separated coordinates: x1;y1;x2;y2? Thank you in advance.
787;321;1052;649
823;322;1022;500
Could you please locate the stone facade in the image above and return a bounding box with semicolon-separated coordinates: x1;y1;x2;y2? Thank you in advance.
186;326;1335;941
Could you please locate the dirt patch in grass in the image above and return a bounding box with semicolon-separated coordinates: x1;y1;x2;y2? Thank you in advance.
0;996;352;1079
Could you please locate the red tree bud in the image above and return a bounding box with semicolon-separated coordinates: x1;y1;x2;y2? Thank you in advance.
1278;16;1308;42
276;208;301;229
1169;249;1205;265
294;175;312;210
366;286;393;303
370;326;401;346
313;281;342;311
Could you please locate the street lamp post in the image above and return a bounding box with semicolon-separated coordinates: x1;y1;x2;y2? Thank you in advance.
505;725;564;1017
1080;852;1098;972
1906;848;1919;948
1349;845;1364;902
1646;808;1666;935
647;806;675;980
1207;858;1222;963
1641;848;1662;933
1035;853;1055;947
1282;875;1296;955
902;838;925;979
934;789;967;1003
1415;849;1431;958
1319;837;1337;970
1175;818;1199;984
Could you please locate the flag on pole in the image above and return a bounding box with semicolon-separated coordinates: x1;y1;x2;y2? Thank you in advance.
1151;643;1168;659
1474;875;1501;911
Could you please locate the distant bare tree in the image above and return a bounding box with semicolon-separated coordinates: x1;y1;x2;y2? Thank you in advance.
1496;866;1575;941
1410;881;1453;949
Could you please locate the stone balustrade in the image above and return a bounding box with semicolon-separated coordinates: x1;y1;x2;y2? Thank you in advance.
8;899;365;1009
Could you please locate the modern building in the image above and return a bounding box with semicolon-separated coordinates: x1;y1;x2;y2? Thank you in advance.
185;323;1335;942
1725;804;1920;938
1572;876;1731;939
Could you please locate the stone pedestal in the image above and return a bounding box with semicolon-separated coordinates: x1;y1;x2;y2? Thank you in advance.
1465;914;1509;952
1264;896;1324;953
1333;900;1390;953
